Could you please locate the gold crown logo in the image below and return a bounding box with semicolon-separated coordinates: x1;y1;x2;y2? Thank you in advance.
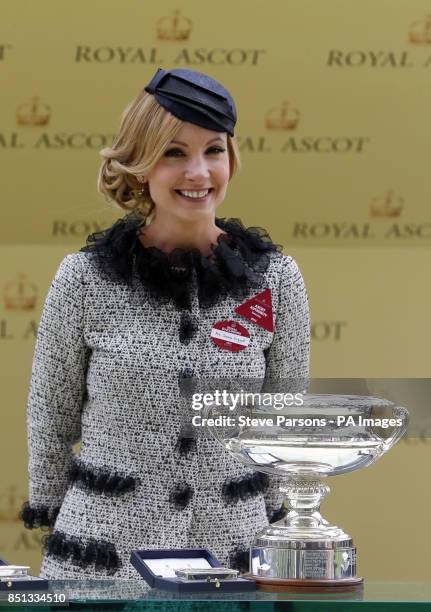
157;10;192;41
370;190;404;218
0;486;26;523
4;275;38;310
265;101;300;130
16;96;51;127
409;15;431;44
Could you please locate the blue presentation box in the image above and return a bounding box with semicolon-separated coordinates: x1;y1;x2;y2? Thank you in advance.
0;558;48;591
130;548;256;593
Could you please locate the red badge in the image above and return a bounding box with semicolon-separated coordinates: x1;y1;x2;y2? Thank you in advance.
234;288;274;332
211;320;250;352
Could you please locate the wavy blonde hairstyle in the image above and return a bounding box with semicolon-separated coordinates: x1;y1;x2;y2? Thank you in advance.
97;90;241;221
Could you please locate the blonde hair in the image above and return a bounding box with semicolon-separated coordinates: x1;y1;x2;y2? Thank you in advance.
97;90;241;220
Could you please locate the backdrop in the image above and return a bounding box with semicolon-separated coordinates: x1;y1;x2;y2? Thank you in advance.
1;0;430;579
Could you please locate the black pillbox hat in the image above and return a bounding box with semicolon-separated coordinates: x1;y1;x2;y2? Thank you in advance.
144;68;237;136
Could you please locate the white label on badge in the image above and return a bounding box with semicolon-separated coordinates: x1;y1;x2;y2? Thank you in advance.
210;327;250;346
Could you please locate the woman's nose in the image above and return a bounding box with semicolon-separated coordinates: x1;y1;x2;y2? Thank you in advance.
183;155;210;181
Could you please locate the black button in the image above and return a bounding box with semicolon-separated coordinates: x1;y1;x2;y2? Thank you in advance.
178;368;194;380
178;368;196;397
175;436;197;456
179;312;198;345
169;484;194;510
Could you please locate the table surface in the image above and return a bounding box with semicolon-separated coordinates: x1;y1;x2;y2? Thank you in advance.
46;580;431;602
2;581;431;611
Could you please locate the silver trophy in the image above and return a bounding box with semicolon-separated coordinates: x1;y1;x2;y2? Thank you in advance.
204;394;409;591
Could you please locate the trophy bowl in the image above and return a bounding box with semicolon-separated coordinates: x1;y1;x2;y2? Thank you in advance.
203;393;409;591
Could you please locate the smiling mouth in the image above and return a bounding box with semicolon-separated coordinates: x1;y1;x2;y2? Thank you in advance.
175;188;213;200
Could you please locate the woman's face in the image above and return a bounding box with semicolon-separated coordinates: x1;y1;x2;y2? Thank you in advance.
145;122;230;223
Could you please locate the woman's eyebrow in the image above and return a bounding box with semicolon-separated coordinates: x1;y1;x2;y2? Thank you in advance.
170;137;225;147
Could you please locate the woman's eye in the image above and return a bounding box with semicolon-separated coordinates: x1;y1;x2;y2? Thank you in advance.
207;147;226;154
164;148;184;157
164;146;226;157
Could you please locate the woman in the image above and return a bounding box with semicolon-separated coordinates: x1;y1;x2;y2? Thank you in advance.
21;68;310;579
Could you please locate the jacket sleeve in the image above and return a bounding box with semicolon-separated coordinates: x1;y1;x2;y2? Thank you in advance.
21;254;89;529
262;255;311;521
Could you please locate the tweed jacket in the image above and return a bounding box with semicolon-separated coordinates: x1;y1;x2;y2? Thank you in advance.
22;215;310;579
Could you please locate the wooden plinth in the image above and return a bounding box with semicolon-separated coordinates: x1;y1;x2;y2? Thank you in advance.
245;575;364;593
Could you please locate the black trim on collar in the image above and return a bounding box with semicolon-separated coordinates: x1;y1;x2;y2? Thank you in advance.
80;213;282;310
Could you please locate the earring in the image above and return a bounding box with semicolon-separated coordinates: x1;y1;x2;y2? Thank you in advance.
137;178;150;200
139;184;148;198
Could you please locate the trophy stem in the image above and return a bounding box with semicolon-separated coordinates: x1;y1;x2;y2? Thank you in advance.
277;474;330;530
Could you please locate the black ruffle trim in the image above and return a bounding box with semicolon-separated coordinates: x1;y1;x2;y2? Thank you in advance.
43;531;121;575
70;457;138;495
269;504;288;524
80;213;282;310
19;502;60;530
222;473;269;504
169;484;194;510
229;548;250;574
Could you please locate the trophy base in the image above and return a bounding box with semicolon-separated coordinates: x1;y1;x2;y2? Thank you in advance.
246;575;364;593
251;540;358;581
